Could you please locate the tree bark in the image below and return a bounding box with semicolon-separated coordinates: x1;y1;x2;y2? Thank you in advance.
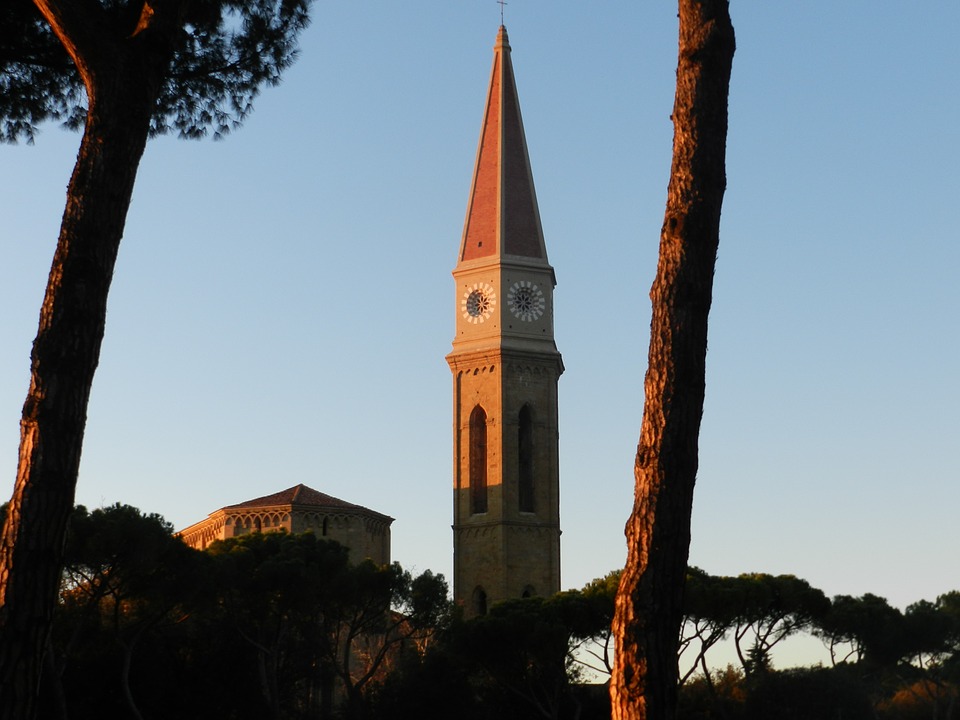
0;3;180;715
610;2;734;719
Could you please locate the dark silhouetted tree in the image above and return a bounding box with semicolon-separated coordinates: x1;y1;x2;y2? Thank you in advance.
569;570;621;678
815;593;906;669
726;573;829;677
38;504;207;720
208;532;351;719
449;596;580;720
679;568;740;690
207;532;452;720
0;1;311;715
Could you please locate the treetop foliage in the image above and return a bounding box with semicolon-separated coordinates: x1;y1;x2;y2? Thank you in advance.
0;1;80;142
29;505;960;720
64;503;175;584
0;0;312;143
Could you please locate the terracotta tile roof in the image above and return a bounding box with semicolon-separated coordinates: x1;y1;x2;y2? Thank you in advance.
224;484;393;521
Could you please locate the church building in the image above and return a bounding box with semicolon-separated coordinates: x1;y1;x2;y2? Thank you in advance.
447;26;563;617
178;483;393;565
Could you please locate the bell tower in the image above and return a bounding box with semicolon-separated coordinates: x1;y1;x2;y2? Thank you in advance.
447;26;563;616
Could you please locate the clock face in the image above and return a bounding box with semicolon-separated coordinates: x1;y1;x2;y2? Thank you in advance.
507;281;546;322
461;282;497;324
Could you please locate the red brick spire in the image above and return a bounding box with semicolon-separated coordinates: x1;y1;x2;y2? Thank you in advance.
459;26;547;263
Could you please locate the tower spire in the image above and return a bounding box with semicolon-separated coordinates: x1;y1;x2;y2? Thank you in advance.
458;24;548;264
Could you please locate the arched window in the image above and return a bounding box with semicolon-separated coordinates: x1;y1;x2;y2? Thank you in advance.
473;586;488;616
470;405;488;514
322;517;329;536
518;404;534;512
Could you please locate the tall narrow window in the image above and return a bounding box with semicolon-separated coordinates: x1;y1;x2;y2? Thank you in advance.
518;404;534;512
473;586;488;616
470;405;488;514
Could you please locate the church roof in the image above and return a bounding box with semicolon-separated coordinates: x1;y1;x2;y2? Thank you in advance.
224;483;393;521
459;26;548;264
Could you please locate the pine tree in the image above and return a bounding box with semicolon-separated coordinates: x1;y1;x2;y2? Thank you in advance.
0;2;311;715
610;2;735;718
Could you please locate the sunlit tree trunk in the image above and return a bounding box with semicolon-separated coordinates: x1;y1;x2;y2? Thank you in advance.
0;4;178;715
0;88;153;720
610;2;734;719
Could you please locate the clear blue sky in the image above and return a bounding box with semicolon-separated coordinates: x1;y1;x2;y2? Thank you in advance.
2;0;958;632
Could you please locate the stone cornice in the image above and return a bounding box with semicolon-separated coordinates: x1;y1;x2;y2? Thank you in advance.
446;347;563;373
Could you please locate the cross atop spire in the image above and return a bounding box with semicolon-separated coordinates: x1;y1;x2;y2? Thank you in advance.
498;0;507;26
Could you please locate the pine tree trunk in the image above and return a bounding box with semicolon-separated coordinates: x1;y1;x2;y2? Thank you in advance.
119;634;147;720
0;25;167;713
610;2;735;719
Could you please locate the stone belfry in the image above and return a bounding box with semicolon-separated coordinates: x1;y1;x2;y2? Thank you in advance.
447;26;563;617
